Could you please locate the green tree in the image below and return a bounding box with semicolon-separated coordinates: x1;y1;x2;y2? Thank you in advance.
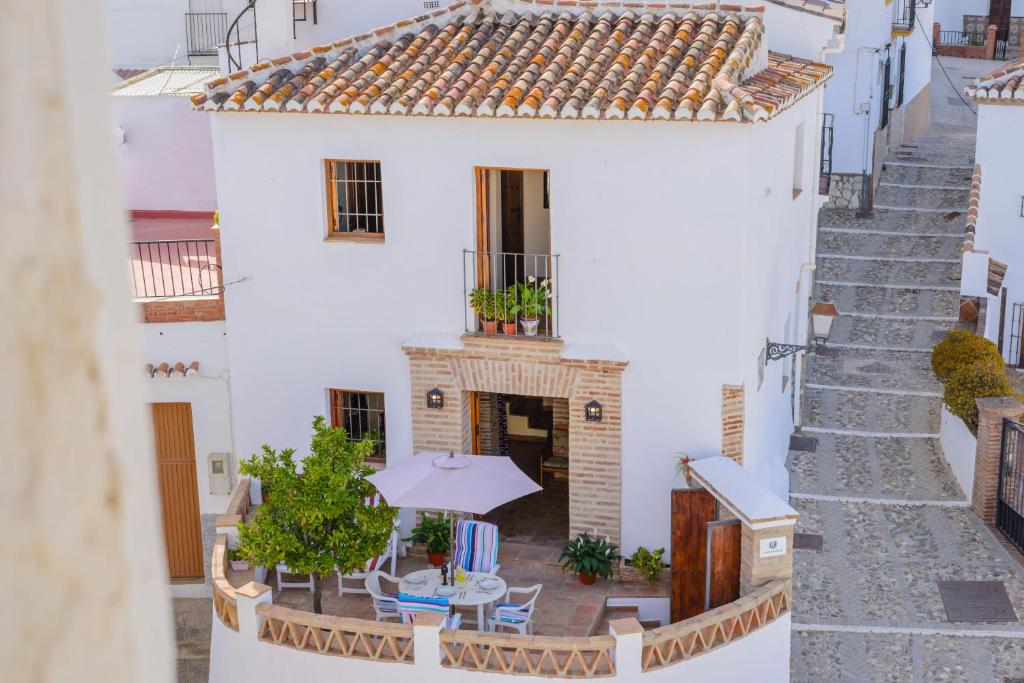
236;416;396;614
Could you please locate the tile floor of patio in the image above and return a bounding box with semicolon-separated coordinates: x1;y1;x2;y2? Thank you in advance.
227;546;667;637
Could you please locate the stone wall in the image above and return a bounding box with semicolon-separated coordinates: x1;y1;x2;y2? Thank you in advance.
824;173;863;210
740;525;795;595
403;335;627;543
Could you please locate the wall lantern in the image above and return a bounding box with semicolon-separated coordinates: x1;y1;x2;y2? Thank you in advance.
426;387;444;409
766;301;840;362
585;400;603;422
810;301;840;347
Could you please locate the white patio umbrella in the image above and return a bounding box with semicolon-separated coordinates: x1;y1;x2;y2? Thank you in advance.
367;451;541;515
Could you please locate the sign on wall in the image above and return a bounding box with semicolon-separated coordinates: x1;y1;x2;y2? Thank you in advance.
759;536;787;558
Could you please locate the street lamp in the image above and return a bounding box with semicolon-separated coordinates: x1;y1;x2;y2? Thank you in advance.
766;301;840;361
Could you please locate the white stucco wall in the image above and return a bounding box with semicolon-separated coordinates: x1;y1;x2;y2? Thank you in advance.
904;2;934;107
112;95;217;211
973;104;1024;352
138;320;234;515
208;608;792;683
209;91;821;553
940;406;977;504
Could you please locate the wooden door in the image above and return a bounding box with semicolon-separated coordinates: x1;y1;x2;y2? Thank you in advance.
474;168;492;288
151;403;204;579
470;391;482;455
500;170;524;287
990;0;1012;33
705;520;741;610
671;489;717;622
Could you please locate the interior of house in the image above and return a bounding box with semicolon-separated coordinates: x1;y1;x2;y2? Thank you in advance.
475;392;569;547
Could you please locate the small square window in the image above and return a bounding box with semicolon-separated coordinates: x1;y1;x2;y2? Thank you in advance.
330;389;386;462
325;160;384;238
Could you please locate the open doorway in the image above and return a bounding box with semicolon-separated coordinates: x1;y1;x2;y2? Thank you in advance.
471;391;568;547
470;168;557;337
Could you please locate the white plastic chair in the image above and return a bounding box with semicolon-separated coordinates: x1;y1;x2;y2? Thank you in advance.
364;570;401;622
275;563;314;592
486;584;542;635
337;522;400;595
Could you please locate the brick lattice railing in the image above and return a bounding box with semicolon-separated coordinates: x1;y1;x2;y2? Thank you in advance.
439;630;617;678
257;605;415;663
640;579;791;671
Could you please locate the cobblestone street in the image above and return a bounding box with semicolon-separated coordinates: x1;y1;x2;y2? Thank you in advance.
790;57;1024;682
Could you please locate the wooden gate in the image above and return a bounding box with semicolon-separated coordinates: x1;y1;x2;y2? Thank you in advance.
705;520;741;610
151;403;204;579
671;490;742;622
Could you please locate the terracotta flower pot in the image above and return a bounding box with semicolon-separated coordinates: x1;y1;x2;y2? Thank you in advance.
427;553;446;567
579;572;597;586
502;322;517;335
482;320;498;335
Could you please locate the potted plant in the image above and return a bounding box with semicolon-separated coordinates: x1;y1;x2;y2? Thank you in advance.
404;512;451;566
560;532;620;585
228;547;250;572
494;288;516;335
469;287;498;334
628;546;665;585
509;277;552;336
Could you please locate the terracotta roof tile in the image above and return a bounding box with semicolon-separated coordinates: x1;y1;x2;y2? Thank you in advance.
197;1;831;123
988;258;1008;296
965;56;1024;104
963;164;981;253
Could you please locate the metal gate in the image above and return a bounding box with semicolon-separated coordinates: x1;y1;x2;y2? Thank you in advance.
998;419;1024;554
1008;303;1024;367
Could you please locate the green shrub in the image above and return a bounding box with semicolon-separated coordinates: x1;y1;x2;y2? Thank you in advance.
629;546;665;585
931;329;1003;383
943;362;1014;433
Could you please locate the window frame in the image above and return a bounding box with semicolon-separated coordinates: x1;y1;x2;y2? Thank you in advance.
323;159;386;241
329;388;387;463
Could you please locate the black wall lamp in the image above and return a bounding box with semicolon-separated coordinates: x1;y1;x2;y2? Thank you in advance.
426;387;444;409
585;400;603;422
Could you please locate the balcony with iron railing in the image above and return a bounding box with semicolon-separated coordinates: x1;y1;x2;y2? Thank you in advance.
892;0;916;33
129;239;221;300
463;250;560;339
185;12;228;57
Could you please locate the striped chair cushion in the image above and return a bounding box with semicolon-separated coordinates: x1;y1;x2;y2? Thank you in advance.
397;593;450;619
452;520;499;574
493;602;531;623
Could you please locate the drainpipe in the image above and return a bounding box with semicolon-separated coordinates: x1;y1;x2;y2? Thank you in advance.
854;46;881;217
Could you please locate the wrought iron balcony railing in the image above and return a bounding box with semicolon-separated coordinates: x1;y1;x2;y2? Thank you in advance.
892;0;916;31
129;239;221;299
185;12;228;57
463;250;560;339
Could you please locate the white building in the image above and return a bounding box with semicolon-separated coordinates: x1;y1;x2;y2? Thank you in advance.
961;57;1024;364
822;0;934;210
934;0;1024;46
195;0;839;558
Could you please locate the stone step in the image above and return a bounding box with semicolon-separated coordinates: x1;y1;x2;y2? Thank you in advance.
818;230;962;260
818;208;965;234
816;282;958;318
880;162;973;187
802;386;941;434
874;185;970;210
804;347;943;393
816;255;961;288
825;312;954;351
787;432;963;501
885;150;975;167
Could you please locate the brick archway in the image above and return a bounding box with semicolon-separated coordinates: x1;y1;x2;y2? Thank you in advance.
404;336;626;544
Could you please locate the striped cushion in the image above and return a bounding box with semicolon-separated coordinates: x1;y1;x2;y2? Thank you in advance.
493;602;530;623
452;520;499;574
397;593;450;619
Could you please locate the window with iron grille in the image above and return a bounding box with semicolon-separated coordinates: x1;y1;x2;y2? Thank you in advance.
330;389;386;460
325;160;385;238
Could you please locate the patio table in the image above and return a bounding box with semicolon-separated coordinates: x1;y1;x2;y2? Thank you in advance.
399;568;507;632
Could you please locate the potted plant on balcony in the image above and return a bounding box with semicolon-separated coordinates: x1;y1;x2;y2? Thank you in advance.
509;277;552;337
560;532;620;585
404;512;451;566
469;287;498;334
494;289;516;335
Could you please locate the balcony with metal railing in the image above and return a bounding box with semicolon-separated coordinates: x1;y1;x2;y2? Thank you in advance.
463;250;560;339
185;12;228;57
129;239;221;300
892;0;916;33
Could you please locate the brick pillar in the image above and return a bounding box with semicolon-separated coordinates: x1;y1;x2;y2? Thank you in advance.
721;384;745;464
740;524;794;595
933;21;941;48
972;397;1024;523
985;24;999;60
211;222;225;318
